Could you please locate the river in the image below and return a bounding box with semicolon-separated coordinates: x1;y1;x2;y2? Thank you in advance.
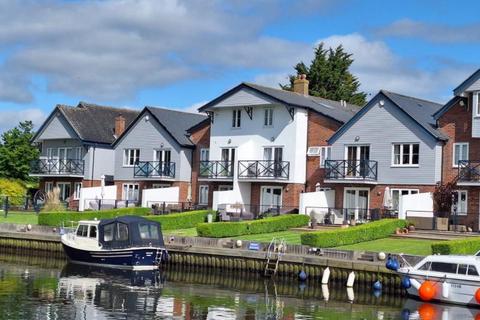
0;252;478;319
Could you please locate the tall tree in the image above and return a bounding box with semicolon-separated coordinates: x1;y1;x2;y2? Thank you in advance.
281;43;367;106
0;121;39;181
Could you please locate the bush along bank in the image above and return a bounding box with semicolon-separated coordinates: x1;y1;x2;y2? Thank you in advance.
146;210;215;230
300;219;408;248
431;238;480;255
196;214;310;238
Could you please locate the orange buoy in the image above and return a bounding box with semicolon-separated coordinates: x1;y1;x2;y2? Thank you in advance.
418;281;436;301
475;288;480;304
475;313;480;320
418;303;437;320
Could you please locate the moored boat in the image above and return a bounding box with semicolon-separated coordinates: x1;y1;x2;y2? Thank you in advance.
61;215;167;270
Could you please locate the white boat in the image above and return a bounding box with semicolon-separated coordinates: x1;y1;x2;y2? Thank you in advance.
394;253;480;307
61;216;168;270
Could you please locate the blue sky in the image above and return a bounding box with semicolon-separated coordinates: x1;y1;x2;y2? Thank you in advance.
0;0;479;133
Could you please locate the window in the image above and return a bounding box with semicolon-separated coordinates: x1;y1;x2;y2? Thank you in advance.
392;143;419;166
418;261;431;271
74;147;83;160
76;225;88;237
45;182;54;193
430;262;458;274
475;92;480;117
453;143;469;167
200;148;209;161
306;147;321;156
391;189;419;211
123;149;140;167
468;265;479;276
453;190;468;215
116;223;129;241
104;224;114;242
89;226;97;238
458;264;468;275
73;182;82;200
232;109;241;128
199;185;209;205
123;183;139;201
152;183;170;189
57;182;71;201
320;147;331;168
138;223;159;240
218;185;233;191
154;149;171;163
264;108;273;126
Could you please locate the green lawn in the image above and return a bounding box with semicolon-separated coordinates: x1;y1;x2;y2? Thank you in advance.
334;238;438;256
164;227;198;237
0;212;38;225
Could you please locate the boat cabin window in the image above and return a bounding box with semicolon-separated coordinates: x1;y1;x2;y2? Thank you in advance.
89;225;97;238
468;265;479;276
116;223;129;241
430;262;458;274
138;223;159;240
104;223;114;242
418;261;431;271
458;264;468;275
76;225;88;237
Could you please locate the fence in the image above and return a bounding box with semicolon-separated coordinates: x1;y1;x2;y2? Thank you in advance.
82;198;141;211
405;210;475;232
146;201;208;214
0;195;70;217
217;204;298;221
304;207;397;225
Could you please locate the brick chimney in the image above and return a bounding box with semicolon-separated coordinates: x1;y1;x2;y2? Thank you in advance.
293;74;309;95
114;114;126;137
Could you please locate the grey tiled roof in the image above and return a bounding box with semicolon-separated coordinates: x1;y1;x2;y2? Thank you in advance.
243;83;360;123
58;102;140;144
381;90;448;140
146;107;207;146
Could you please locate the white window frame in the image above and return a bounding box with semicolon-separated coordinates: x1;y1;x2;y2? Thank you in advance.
474;92;480;117
123;149;140;167
232;109;241;128
200;148;209;161
391;143;420;167
264;108;273;127
199;185;209;205
122;183;139;201
45;181;54;193
306;146;321;156
74;147;83;160
57;182;71;201
319;146;331;168
390;189;419;211
152;183;170;189
453;142;469;168
453;190;468;216
73;182;82;200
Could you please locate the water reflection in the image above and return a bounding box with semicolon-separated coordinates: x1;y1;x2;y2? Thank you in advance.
0;253;479;319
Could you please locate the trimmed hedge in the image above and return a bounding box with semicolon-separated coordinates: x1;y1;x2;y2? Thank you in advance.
38;207;150;226
300;219;407;248
146;210;214;230
431;238;480;255
196;214;310;238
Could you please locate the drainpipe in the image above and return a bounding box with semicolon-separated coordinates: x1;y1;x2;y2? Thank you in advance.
91;144;96;187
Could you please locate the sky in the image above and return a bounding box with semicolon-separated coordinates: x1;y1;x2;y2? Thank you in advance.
0;0;479;133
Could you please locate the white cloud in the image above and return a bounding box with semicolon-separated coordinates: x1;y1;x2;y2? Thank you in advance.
183;101;208;114
0;108;46;133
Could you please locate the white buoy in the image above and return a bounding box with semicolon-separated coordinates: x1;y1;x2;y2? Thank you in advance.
378;252;386;261
321;284;329;301
321;267;331;285
410;278;421;290
346;271;355;287
347;287;354;302
442;281;450;298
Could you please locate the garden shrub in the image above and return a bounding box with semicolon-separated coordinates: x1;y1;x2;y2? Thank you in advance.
300;219;407;248
0;178;27;206
196;214;310;238
431;238;480;255
38;207;151;226
146;210;214;230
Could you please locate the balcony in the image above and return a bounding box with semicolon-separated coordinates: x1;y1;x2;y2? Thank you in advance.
238;160;289;180
324;160;378;183
199;161;233;179
457;160;480;185
134;161;175;179
30;159;84;176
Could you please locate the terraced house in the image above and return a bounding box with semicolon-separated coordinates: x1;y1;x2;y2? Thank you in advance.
196;76;359;215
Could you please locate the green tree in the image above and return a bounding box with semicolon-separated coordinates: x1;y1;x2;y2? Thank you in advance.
281;43;367;106
0;121;39;181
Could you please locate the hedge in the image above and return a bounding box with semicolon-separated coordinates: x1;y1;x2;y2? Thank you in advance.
38;207;151;226
0;178;27;206
196;214;310;238
146;210;214;230
300;219;407;248
431;238;480;255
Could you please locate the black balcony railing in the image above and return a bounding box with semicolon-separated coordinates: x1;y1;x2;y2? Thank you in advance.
30;159;84;175
458;160;480;182
199;161;233;179
325;160;378;181
134;161;175;178
238;160;289;180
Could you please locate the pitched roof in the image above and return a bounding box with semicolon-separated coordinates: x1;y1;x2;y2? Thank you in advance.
57;102;140;144
432;96;467;120
144;107;207;146
453;68;480;96
199;82;360;123
329;90;447;144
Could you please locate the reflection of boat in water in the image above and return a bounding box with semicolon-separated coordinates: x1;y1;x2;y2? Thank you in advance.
393;254;480;307
402;298;480;319
61;216;168;270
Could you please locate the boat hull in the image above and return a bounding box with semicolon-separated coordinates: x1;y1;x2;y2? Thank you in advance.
62;243;165;271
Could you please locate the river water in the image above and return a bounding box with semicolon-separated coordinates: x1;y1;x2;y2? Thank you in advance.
0;253;479;319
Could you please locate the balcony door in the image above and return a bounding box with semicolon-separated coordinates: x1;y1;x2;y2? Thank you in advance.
263;147;283;177
260;186;282;213
154;149;171;175
58;148;74;173
344;188;369;222
346;145;370;177
221;148;235;177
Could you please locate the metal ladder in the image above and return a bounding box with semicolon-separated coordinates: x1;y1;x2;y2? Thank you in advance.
155;248;167;265
264;238;286;277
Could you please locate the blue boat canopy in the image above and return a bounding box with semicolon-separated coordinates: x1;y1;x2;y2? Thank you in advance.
98;216;165;249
